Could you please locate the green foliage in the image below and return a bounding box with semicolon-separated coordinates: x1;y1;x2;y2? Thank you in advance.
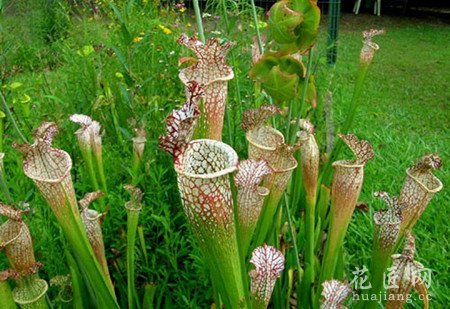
0;0;448;307
268;0;320;53
250;53;316;104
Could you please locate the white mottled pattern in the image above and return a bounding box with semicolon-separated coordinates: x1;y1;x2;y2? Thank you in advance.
321;279;352;309
249;244;284;305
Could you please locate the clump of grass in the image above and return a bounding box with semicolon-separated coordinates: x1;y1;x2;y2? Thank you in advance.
0;0;447;307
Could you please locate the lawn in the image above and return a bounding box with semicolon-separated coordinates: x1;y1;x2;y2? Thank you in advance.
0;1;448;308
320;14;450;307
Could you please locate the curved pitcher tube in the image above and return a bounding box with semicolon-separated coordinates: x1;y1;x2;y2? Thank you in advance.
0;220;38;276
249;244;284;309
366;192;403;308
386;232;429;309
243;105;296;199
242;105;297;244
17;123;78;222
235;160;272;253
178;34;234;140
79;192;111;282
320;133;374;282
0;203;48;309
174;139;245;306
247;128;297;243
360;29;385;65
70;114;107;193
297;119;319;199
399;154;442;233
330;134;374;232
16;122;118;307
320;279;352;309
175;139;238;232
372;192;402;252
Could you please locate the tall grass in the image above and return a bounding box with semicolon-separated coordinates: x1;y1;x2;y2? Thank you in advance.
0;0;447;307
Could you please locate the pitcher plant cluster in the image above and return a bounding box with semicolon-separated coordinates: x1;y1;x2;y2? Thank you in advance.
159;0;442;308
0;0;444;308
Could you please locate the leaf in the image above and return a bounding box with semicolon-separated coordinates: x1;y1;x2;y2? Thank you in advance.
264;66;299;102
9;82;23;90
269;1;304;44
294;0;321;53
250;54;306;103
269;0;321;54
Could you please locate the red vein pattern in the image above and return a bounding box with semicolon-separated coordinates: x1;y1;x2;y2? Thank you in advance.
373;192;402;250
249;244;285;307
0;219;40;276
331;134;374;224
173;139;246;305
320;279;352;309
17;123;78;221
124;185;144;212
174;140;238;232
80;194;110;281
398;154;442;232
243;106;297;202
386;232;429;309
178;34;234;140
297;119;319;199
360;29;385;65
235;160;272;250
159;82;202;161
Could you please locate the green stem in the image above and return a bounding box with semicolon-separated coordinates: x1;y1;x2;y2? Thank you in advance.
317;185;331;231
131;152;141;186
229;173;250;308
250;0;263;54
289;48;314;145
222;0;234;147
254;191;282;246
0;281;16;309
66;250;88;309
225;105;233;147
93;150;108;194
80;146;99;191
220;0;229;31
0;92;28;144
320;63;370;185
0;117;4;152
364;236;397;309
320;226;345;283
64;220;118;308
137;226;148;268
0;165;13;204
300;195;316;308
56;192;118;308
341;64;370;135
221;0;242;148
283;194;302;309
285;100;294;140
127;209;141;309
142;284;156;309
210;273;223;309
192;0;205;43
288;151;303;214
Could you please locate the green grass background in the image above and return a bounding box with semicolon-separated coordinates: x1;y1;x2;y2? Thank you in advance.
0;1;448;307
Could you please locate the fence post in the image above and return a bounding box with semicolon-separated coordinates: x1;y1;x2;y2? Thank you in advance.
327;0;341;65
